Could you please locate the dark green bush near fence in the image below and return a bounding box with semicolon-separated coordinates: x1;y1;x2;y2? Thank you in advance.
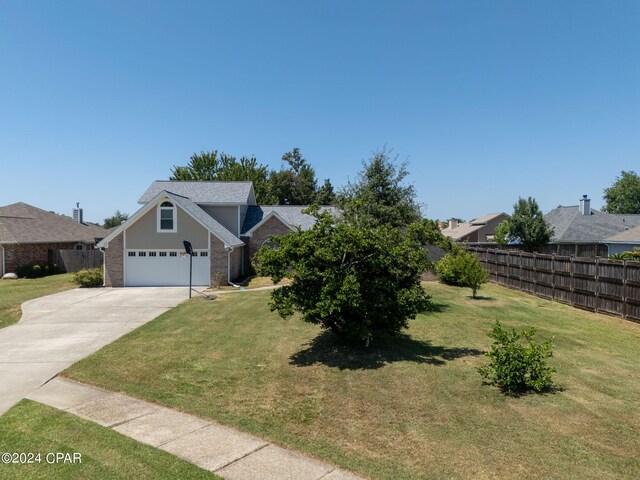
17;263;59;278
478;321;556;395
73;268;103;288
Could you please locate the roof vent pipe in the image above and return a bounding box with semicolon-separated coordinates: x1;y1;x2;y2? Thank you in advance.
579;195;591;216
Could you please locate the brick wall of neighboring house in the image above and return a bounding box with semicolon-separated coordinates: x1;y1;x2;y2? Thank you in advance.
210;234;228;287
3;242;78;274
103;233;124;287
248;216;293;260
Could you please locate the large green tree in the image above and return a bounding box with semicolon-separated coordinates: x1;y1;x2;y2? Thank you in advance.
338;148;422;228
170;150;273;203
268;148;324;205
103;210;129;229
509;197;554;252
602;170;640;214
255;207;431;345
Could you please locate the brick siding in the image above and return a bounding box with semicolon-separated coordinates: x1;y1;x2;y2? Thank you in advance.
248;216;293;260
210;234;228;287
3;242;78;274
104;233;124;287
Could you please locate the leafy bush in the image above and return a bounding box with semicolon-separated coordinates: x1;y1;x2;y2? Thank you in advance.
436;249;488;296
73;268;103;288
478;321;556;395
460;257;489;298
17;263;59;278
255;207;432;345
608;248;640;261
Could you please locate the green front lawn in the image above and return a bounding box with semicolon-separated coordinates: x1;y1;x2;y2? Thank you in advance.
0;274;75;329
0;400;219;480
63;283;640;480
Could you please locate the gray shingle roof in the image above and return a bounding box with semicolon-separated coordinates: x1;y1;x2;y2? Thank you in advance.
241;206;339;235
0;202;108;244
139;181;254;205
606;225;640;243
545;206;640;243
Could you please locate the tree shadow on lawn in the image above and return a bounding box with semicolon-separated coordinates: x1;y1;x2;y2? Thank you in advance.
290;331;484;370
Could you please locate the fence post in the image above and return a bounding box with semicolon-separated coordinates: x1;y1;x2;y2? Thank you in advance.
594;257;600;313
570;256;575;306
519;251;523;291
622;260;627;319
551;253;555;300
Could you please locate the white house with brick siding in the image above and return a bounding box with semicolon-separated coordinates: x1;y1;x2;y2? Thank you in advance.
97;181;335;287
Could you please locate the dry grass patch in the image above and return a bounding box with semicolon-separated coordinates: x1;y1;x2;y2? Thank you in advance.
64;282;640;480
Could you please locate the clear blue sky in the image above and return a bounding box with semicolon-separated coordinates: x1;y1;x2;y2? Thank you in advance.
1;1;639;224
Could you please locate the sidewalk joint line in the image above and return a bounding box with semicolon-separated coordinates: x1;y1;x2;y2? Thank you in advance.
213;442;270;471
156;423;211;448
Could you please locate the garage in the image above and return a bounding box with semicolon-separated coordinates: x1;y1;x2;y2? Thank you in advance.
125;249;210;287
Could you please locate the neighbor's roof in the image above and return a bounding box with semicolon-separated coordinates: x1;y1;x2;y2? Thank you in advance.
441;213;507;241
605;224;640;243
139;181;255;205
545;206;640;243
98;191;244;249
0;202;108;244
241;206;339;235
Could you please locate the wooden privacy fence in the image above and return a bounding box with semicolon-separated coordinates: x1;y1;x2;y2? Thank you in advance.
53;249;103;273
467;247;640;324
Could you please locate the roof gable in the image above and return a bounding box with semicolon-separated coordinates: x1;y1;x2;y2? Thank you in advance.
241;206;338;235
98;191;244;249
139;181;255;205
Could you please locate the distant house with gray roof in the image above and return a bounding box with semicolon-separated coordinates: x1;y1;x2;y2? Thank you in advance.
97;181;337;287
544;195;640;257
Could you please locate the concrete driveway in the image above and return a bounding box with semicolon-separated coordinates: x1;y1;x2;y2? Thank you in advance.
0;287;188;415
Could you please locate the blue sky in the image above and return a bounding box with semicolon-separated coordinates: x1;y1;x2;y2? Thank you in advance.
1;1;639;224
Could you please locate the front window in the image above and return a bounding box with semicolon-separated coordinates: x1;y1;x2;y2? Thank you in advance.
158;201;176;232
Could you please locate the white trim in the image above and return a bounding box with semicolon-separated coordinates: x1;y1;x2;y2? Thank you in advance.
244;211;295;237
157;201;177;233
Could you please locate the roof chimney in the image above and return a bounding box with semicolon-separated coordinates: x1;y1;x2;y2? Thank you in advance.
579;195;590;216
449;219;459;229
73;202;83;223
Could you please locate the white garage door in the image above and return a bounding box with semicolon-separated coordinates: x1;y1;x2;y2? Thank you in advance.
125;250;210;287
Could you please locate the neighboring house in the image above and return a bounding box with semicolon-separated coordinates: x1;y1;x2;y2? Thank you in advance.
544;195;640;257
441;213;510;243
97;181;336;287
605;226;640;255
0;202;108;276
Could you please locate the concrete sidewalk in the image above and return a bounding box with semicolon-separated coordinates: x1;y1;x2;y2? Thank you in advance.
0;287;188;415
29;377;363;480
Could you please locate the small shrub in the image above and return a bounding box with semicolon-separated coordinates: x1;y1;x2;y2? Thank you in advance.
436;248;488;296
461;257;489;298
478;321;556;395
435;247;467;285
73;268;103;288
